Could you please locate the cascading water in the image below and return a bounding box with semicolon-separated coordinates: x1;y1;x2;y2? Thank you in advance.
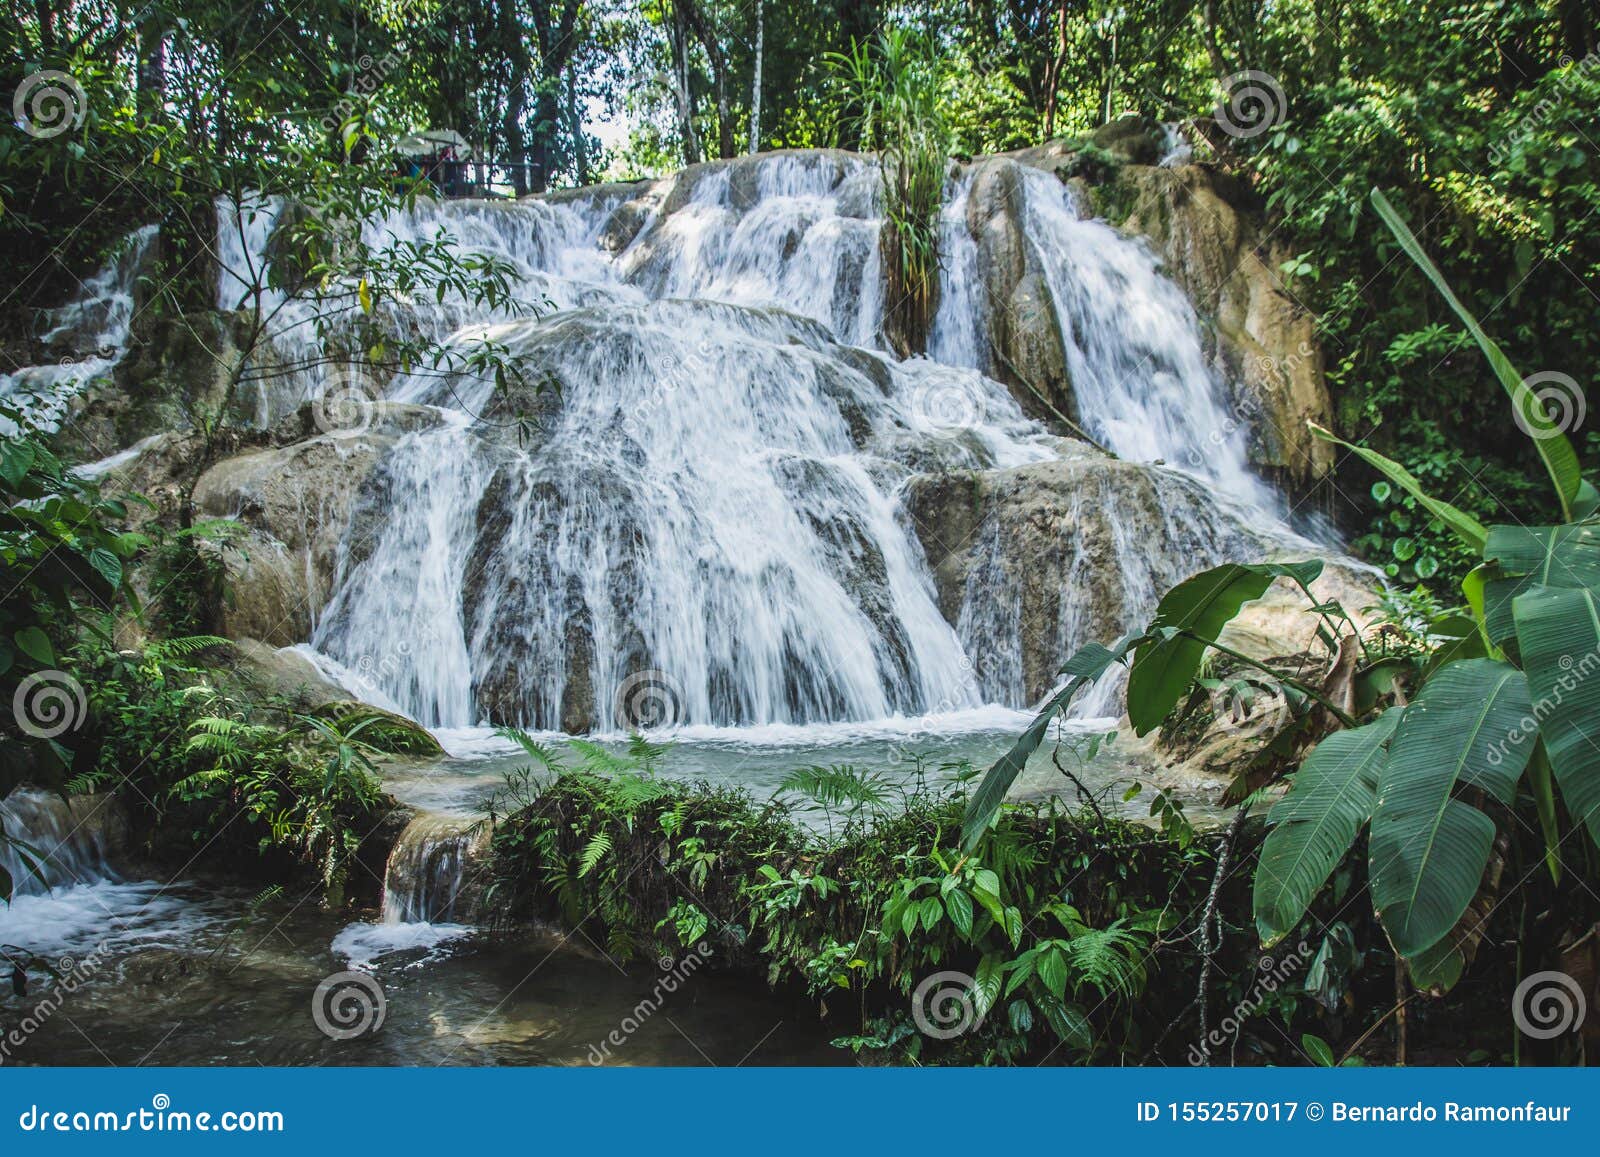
1023;170;1271;509
0;789;116;895
330;813;480;966
0;787;221;960
216;150;1318;732
1;225;156;433
380;813;482;924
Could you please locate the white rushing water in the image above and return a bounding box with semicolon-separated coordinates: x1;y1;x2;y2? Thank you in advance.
0;789;223;960
201;151;1306;734
1;226;156;434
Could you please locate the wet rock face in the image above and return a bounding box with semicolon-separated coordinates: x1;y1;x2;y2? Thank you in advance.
962;158;1077;428
903;454;1271;704
1095;162;1334;486
191;428;398;644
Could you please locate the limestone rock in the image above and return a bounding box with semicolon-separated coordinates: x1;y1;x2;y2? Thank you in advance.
192;429;396;643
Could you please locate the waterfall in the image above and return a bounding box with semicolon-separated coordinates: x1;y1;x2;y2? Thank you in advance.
0;788;212;961
1015;168;1276;515
380;813;483;924
214;149;1314;729
1;225;156;433
329;812;480;966
0;788;118;896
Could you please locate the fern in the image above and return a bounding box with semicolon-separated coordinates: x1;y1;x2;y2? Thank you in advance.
1059;919;1149;999
578;830;614;877
146;635;231;661
778;764;890;812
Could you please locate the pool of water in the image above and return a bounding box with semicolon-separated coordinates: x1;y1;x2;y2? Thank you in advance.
381;709;1224;827
0;879;840;1066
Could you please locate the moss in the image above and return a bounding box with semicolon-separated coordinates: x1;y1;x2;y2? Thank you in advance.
312;701;444;756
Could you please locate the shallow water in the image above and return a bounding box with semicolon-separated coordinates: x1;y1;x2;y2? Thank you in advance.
380;710;1225;828
0;880;840;1067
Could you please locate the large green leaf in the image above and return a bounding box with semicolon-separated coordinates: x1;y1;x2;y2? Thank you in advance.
1309;423;1487;551
1371;188;1582;519
1513;585;1600;848
1482;523;1600;646
1369;659;1533;957
1126;561;1323;736
1255;709;1403;947
960;634;1137;850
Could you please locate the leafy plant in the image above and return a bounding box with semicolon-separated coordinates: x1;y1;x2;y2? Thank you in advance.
966;186;1600;1002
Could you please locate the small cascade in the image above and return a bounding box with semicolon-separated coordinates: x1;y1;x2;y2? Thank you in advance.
380;813;483;924
0;788;119;895
330;812;480;967
1012;167;1278;515
0;788;209;962
1;225;157;431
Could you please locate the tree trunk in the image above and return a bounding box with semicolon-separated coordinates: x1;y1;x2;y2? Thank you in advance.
136;13;166;120
1201;0;1231;80
677;0;734;158
566;72;590;184
667;2;701;165
1042;0;1068;140
748;0;763;154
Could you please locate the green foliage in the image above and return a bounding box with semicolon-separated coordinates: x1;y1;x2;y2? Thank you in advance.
171;706;385;902
976;210;1600;1003
488;730;1217;1063
0;411;142;784
828;28;951;353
